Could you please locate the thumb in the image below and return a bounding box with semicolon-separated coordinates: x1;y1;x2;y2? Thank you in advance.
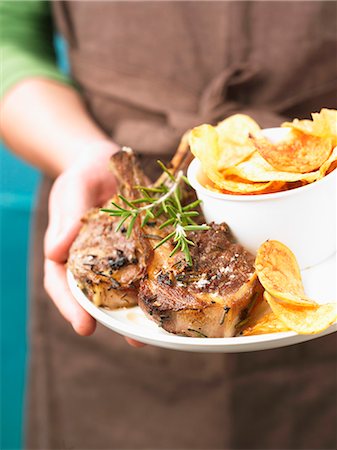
45;219;83;263
44;173;92;263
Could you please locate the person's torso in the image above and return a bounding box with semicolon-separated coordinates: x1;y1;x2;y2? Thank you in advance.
52;1;337;155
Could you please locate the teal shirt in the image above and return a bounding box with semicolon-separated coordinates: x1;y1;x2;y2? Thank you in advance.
0;0;72;99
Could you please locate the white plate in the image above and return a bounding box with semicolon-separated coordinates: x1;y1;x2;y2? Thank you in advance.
67;253;336;353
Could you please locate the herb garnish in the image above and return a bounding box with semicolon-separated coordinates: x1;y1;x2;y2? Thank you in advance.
187;328;208;338
102;160;209;265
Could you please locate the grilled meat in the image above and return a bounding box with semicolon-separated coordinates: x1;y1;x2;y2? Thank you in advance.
138;223;257;337
68;207;149;308
68;139;192;309
68;149;152;309
69;142;257;337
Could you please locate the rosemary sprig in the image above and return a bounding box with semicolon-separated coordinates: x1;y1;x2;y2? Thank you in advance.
102;161;209;265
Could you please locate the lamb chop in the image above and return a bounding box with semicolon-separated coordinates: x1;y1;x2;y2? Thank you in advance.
138;223;257;338
68;138;192;309
67;149;152;308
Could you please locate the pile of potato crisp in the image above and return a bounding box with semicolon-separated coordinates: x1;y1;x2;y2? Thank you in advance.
189;109;337;335
189;109;337;195
243;241;337;335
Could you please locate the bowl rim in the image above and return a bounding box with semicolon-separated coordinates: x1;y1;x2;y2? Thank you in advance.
187;127;336;203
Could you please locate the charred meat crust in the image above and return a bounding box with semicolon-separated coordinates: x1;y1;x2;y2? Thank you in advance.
138;223;257;337
139;275;258;338
68;207;151;308
68;149;153;309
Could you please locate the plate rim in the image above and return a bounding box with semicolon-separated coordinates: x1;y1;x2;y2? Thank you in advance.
66;269;336;352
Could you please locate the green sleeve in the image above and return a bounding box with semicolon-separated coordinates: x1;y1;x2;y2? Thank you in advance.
0;0;73;99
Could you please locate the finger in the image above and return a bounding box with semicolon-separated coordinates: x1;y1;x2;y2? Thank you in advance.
125;338;146;348
45;220;83;264
44;259;96;336
45;174;92;262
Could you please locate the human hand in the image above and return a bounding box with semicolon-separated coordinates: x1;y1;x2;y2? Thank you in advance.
43;141;144;347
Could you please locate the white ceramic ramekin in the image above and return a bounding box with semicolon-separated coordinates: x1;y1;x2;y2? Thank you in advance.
187;128;336;269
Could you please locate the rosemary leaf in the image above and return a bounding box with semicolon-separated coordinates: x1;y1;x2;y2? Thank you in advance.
109;200;125;210
184;225;209;231
182;240;192;266
169;242;181;257
153;230;176;250
131;198;156;205
182;175;191;186
159;217;175;229
174;189;182;212
118;194;136;209
185;217;198;226
182;211;199;217
134;185;164;193
141;210;155;227
165;204;177;218
101;209;123;216
157;160;175;181
162;202;168;214
115;214;131;232
126;214;138;238
182;199;202;211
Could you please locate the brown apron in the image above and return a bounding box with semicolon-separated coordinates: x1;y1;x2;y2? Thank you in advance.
26;2;337;449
